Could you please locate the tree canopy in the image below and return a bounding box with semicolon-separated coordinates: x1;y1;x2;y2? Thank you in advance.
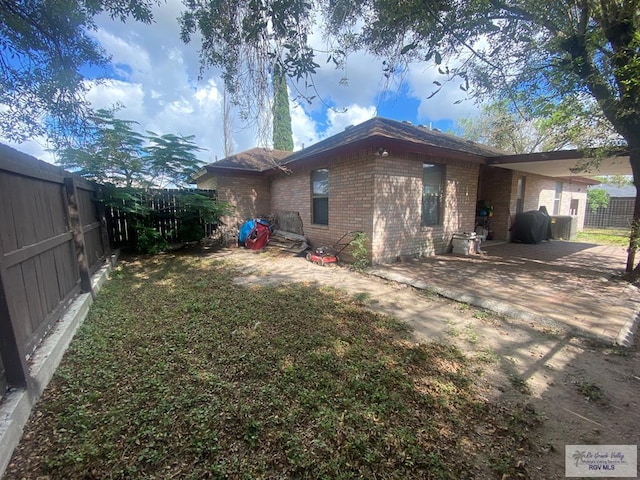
58;109;205;188
0;0;158;144
456;100;618;154
587;188;611;213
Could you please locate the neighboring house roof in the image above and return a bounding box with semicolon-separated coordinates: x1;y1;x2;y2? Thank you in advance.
590;183;636;197
211;147;292;171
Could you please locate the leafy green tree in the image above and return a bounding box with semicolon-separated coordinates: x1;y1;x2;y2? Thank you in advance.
458;100;618;154
58;109;205;188
587;188;610;213
144;132;205;188
58;109;147;187
59;109;232;252
272;64;294;151
0;0;158;145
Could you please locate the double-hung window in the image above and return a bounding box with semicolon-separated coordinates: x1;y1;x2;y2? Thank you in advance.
553;182;563;215
312;169;329;225
421;163;444;226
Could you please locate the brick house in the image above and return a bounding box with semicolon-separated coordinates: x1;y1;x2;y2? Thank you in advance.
194;117;618;264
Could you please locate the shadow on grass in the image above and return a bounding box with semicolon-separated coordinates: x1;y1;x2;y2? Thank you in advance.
6;253;538;479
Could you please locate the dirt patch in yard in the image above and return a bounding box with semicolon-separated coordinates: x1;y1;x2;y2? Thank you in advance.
221;248;640;480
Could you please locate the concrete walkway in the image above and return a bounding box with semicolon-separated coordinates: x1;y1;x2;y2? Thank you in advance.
368;241;640;346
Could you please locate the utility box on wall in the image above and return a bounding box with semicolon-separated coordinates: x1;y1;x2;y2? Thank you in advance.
550;215;578;240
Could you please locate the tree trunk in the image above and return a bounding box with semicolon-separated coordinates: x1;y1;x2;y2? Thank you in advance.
627;147;640;274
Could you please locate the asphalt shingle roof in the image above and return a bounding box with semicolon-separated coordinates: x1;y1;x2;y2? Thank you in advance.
207;148;292;172
281;117;507;165
591;183;636;197
203;117;507;174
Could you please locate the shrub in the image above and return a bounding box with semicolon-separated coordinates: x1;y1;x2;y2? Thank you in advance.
587;188;610;213
349;232;370;271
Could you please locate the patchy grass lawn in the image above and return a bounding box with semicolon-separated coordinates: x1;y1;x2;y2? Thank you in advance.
5;254;538;479
576;227;630;246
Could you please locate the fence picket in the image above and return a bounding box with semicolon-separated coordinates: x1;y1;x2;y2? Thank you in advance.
105;189;218;249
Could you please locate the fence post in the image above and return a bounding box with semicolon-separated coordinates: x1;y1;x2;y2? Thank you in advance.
94;187;112;263
64;177;93;297
0;270;30;388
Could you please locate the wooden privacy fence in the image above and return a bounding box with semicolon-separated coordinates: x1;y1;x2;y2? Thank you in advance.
0;145;109;394
105;189;218;249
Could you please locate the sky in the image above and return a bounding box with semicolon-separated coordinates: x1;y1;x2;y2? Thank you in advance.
4;1;483;165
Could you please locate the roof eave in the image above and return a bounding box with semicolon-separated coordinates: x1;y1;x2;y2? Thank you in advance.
205;165;266;176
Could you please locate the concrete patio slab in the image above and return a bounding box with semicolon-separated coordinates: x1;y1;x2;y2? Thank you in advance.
368;241;640;346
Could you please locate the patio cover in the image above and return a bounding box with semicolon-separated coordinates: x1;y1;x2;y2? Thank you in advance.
488;150;632;177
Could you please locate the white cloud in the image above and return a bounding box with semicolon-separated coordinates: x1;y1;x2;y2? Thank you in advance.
85;79;145;114
325;105;376;136
90;29;152;77
291;102;320;150
1;0;482;165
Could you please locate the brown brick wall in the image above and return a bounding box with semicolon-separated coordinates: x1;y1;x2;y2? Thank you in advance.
200;158;590;257
271;153;375;255
478;166;514;241
372;153;479;263
198;173;271;229
271;148;480;264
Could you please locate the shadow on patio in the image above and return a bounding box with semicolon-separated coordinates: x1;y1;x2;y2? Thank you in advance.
369;240;640;346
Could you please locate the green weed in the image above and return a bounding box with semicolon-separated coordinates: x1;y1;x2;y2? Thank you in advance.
576;381;607;404
510;374;532;395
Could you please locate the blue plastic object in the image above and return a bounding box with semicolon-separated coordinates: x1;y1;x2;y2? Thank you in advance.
238;219;256;244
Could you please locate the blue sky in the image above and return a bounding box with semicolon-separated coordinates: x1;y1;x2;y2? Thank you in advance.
5;1;481;164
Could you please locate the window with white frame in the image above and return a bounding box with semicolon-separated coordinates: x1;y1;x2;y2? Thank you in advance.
553;182;563;215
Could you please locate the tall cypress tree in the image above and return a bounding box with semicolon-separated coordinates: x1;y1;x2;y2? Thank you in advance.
272;64;294;151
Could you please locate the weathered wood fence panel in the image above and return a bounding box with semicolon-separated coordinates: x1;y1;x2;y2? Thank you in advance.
0;145;109;391
0;144;218;393
106;189;218;248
